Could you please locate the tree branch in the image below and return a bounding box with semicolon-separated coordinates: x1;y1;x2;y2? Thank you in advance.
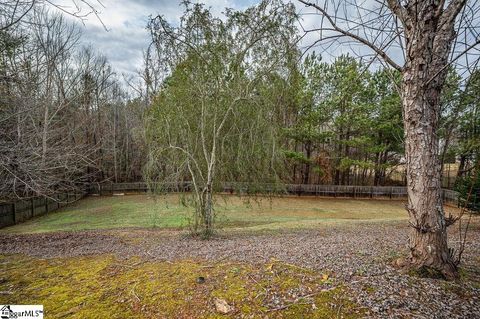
297;0;403;71
443;0;468;24
426;37;480;86
385;0;409;24
0;0;36;31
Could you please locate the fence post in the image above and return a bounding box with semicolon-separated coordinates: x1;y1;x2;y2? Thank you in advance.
45;197;48;213
370;187;373;198
389;187;393;199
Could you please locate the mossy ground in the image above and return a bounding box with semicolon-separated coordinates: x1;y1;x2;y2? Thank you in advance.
0;254;364;318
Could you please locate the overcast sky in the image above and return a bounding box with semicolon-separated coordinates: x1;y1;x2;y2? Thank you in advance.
70;0;405;78
74;0;262;77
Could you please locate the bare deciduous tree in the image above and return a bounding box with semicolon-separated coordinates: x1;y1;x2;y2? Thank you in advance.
0;0;106;31
0;7;147;201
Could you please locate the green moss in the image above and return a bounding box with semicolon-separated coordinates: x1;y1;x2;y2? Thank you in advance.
363;285;376;293
210;264;262;315
447;265;480;291
0;255;134;318
407;266;446;280
282;287;361;319
458;267;468;278
0;255;365;318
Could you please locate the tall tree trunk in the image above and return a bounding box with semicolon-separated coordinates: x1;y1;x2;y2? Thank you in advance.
334;169;340;185
113;103;118;183
400;1;461;278
335;128;343;185
378;151;388;186
374;152;382;186
41;102;49;166
293;141;298;183
200;183;214;238
302;141;312;184
457;154;467;178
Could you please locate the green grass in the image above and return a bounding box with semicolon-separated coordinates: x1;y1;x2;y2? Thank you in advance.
0;194;426;234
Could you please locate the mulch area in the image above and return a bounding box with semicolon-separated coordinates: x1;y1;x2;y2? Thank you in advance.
1;221;479;318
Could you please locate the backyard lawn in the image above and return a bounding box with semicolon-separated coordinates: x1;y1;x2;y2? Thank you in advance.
0;195;478;318
1;194;418;234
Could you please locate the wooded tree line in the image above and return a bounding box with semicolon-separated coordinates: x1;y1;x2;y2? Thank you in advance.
144;38;479;191
0;7;146;201
286;58;480;187
1;1;479;202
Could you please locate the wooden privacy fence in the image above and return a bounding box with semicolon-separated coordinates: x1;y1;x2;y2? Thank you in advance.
0;192;86;229
89;182;460;204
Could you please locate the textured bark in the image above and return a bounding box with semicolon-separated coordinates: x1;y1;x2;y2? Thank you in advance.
398;0;463;278
202;184;214;238
302;142;312;184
